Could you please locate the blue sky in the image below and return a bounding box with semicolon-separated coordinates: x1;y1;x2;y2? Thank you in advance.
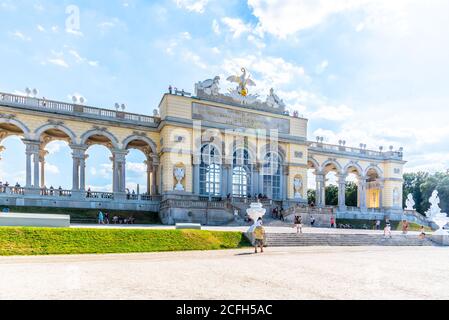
1;0;449;191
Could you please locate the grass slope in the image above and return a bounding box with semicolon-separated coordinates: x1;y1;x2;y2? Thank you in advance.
0;227;249;256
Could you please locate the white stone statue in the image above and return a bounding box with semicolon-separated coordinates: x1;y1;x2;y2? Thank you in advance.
294;178;303;199
174;167;185;191
266;88;286;109
247;201;266;233
425;190;449;235
405;193;415;211
227;68;256;97
196;76;221;96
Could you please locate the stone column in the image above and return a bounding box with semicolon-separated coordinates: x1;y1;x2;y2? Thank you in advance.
225;165;233;198
258;164;264;197
144;160;152;195
79;154;87;192
378;180;384;209
39;150;48;188
283;166;289;201
152;163;159;195
112;150;128;194
337;174;347;212
315;172;326;207
359;176;368;212
23;140;41;190
193;164;200;196
24;143;34;188
221;164;228;197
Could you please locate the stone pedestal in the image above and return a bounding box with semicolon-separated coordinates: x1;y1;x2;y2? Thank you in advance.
431;234;449;246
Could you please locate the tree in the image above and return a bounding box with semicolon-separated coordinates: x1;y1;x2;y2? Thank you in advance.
325;185;338;206
307;189;316;205
345;182;358;207
403;172;428;214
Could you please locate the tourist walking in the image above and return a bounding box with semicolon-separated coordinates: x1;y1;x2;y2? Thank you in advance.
310;216;315;227
419;226;426;240
384;222;392;238
402;220;409;235
98;211;104;225
294;216;303;235
253;219;265;254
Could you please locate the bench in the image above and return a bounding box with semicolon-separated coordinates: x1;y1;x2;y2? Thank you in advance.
176;223;202;230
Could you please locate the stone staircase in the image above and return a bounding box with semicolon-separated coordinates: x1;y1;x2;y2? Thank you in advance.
265;233;435;247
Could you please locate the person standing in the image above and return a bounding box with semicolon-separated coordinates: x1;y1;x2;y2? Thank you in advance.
402;220;409;235
419;226;426;240
310;216;316;227
330;216;336;228
98;211;104;225
376;220;381;231
384;222;392;238
253;219;265;254
294;216;303;235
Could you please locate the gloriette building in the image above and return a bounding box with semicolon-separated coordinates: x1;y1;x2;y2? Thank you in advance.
0;69;406;224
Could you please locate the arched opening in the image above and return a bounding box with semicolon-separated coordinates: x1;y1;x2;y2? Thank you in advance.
0;136;26;188
42;141;72;190
85;144;113;192
38;128;73;191
323;162;340;207
345;165;363;208
0;123;26;190
200;144;221;197
124;137;157;197
366;168;382;209
262;152;282;200
232;149;252;198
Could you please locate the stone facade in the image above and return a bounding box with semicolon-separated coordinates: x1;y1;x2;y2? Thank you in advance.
0;87;406;224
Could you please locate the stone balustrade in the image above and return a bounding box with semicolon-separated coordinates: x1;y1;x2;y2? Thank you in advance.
0;92;160;127
309;142;403;160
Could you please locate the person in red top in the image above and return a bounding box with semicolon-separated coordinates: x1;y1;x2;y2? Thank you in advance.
330;216;336;228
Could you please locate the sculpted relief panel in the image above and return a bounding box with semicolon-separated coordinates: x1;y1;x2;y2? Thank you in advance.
192;103;290;134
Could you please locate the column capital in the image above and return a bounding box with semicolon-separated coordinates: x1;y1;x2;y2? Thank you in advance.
23;140;40;154
112;149;128;162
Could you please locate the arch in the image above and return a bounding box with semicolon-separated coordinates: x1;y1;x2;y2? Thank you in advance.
0;118;31;140
259;143;286;164
364;164;383;178
343;161;364;177
123;135;157;155
321;159;342;174
232;143;257;165
80;129;119;149
199;143;222;196
307;157;320;170
34;123;77;144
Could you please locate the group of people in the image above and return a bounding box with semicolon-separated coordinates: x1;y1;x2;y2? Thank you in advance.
271;207;285;221
97;211;136;225
0;182;23;194
41;185;64;196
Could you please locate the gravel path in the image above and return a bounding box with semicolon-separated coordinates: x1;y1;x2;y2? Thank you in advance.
1;246;448;300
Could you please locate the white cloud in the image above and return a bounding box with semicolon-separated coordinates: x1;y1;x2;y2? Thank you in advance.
48;58;69;68
308;104;353;121
126;162;146;174
37;25;45;32
221;17;253;38
45;163;60;175
175;0;209;13
45;141;67;155
10;31;31;41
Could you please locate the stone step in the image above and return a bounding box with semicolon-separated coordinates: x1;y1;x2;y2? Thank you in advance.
263;233;434;247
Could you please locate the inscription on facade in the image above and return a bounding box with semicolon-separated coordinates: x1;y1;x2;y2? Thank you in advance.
192;103;290;134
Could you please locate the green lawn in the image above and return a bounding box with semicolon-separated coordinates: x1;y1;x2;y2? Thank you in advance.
337;219;432;232
0;206;160;224
0;227;250;256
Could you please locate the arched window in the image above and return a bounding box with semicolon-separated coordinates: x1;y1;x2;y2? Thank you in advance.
200;144;221;196
263;152;282;200
232;149;252;197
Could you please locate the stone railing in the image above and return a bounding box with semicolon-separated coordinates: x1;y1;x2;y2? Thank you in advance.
0;186;25;195
309;142;403;160
0;92;160;127
160;199;230;210
86;191;114;200
41;189;72;197
285;205;335;218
